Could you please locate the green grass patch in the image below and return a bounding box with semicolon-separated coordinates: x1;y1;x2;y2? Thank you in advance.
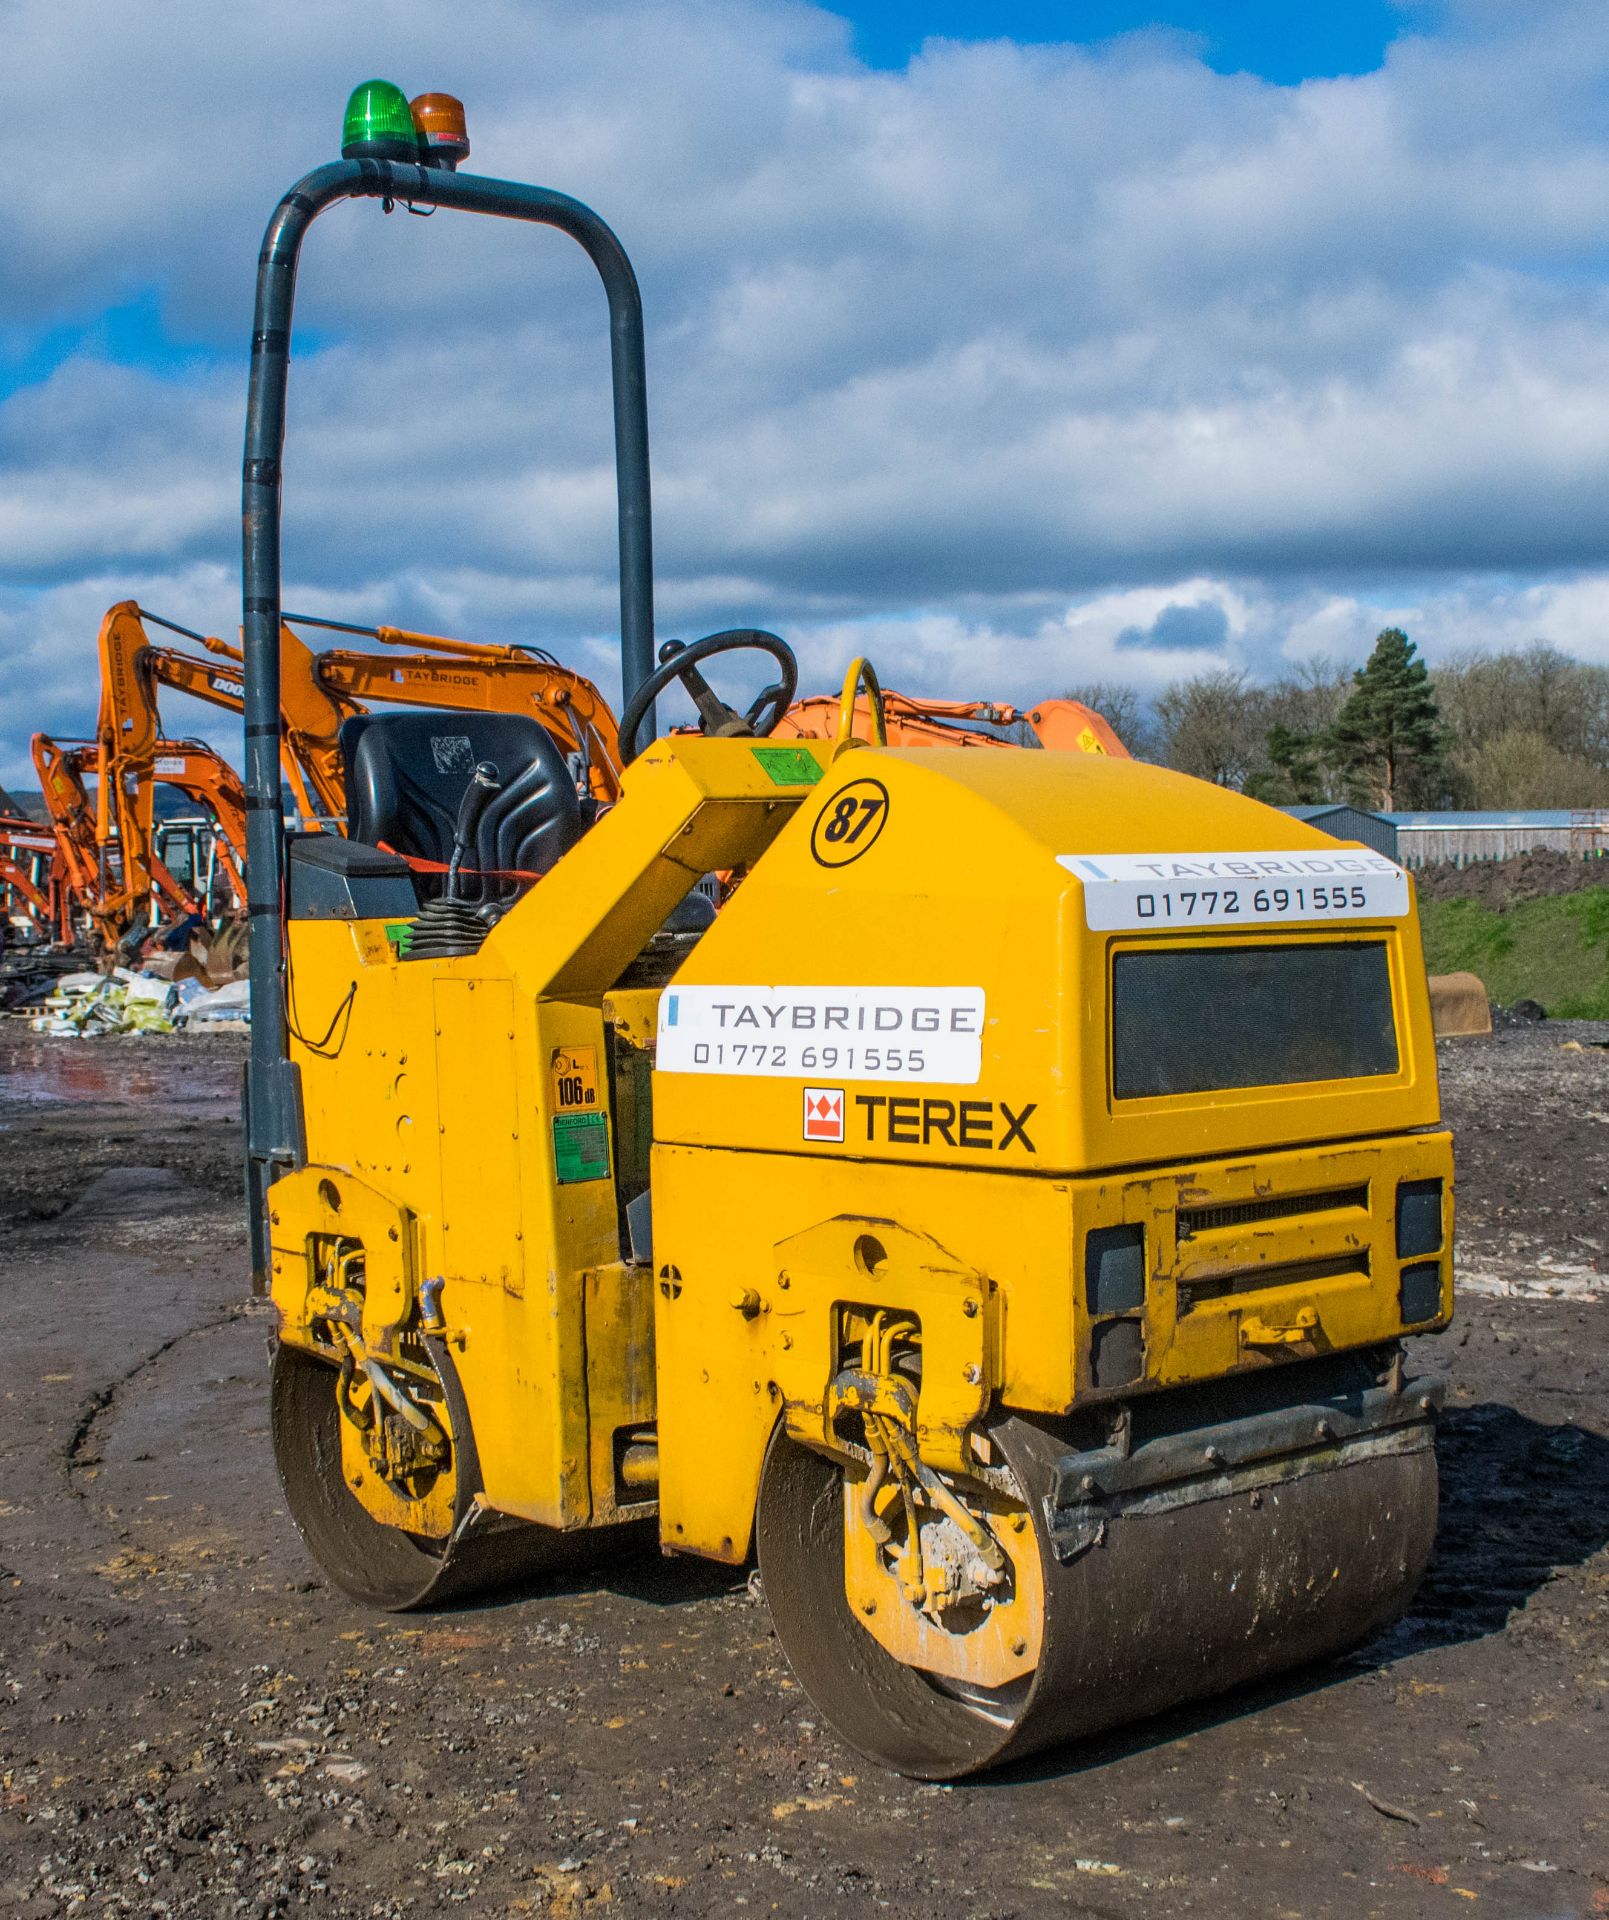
1419;887;1609;1017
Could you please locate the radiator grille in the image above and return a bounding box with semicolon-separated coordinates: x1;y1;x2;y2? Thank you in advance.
1178;1252;1369;1312
1177;1184;1368;1240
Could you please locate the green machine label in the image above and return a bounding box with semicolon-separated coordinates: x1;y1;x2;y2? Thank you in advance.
553;1109;611;1185
751;745;823;787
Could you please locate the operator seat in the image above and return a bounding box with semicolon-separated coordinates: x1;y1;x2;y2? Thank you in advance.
341;711;583;905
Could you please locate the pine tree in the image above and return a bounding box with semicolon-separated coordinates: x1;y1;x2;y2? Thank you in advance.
1243;723;1330;805
1328;628;1446;810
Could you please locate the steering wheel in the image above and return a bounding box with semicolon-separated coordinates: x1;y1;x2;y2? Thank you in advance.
618;629;798;765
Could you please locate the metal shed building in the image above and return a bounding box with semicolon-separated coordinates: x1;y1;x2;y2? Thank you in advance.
1382;810;1609;867
1280;804;1399;861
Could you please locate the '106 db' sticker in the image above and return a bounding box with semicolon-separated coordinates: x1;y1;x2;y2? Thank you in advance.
656;986;985;1084
1060;849;1409;931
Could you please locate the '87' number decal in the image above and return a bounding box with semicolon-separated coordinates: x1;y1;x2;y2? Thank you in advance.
811;778;890;867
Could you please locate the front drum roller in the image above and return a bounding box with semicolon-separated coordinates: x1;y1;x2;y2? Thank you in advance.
271;1342;588;1610
756;1374;1440;1780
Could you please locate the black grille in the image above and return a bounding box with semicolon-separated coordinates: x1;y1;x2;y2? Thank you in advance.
1178;1252;1369;1311
1112;942;1398;1098
1178;1184;1369;1239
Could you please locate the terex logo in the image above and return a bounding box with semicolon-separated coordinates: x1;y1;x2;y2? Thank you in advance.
856;1095;1038;1154
803;1087;845;1142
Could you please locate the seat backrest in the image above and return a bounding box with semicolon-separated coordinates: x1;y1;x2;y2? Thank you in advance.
341;710;582;904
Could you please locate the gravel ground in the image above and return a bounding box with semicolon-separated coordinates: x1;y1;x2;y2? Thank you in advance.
1;1023;1606;1918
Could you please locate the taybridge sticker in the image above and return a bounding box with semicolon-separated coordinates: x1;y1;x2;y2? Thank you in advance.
1060;849;1408;931
810;779;889;867
657;986;985;1084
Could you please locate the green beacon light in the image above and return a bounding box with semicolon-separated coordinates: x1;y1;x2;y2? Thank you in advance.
341;80;420;163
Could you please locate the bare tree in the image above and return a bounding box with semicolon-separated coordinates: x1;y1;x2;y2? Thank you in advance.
1460;730;1609;808
1060;643;1609;807
1435;644;1609;766
1263;657;1352;738
1432;643;1609;806
1153;670;1269;788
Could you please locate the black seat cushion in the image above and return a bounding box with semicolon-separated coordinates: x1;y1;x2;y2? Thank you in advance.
341;710;582;904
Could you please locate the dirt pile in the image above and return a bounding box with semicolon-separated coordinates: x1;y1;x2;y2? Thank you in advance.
1413;847;1608;908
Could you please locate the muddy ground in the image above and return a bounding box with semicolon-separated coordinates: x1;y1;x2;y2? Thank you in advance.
1;1025;1606;1919
1413;850;1608;909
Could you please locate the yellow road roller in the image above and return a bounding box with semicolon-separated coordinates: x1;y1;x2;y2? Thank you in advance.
239;87;1452;1779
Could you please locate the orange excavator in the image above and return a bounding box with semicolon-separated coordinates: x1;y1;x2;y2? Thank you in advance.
97;601;624;827
97;600;350;831
772;679;1128;758
281;612;624;811
92;607;1128;935
32;737;114;944
32;731;248;952
101;603;1128;830
57;604;1128;957
0;812;60;941
298;628;1125;775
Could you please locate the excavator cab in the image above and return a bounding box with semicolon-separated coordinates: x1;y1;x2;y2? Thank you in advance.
243;87;1451;1781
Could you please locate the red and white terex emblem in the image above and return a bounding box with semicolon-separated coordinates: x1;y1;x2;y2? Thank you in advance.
803;1086;845;1142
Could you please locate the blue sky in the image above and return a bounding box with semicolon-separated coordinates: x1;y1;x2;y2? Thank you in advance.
0;3;1418;403
3;0;1609;786
845;1;1412;82
0;292;233;408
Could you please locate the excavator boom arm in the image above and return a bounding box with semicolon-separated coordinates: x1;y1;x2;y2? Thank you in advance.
309;643;623;803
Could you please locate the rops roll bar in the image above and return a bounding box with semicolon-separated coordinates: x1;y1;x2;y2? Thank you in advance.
241;157;656;1230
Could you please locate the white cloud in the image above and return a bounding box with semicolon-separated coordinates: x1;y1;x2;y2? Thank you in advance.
5;0;1609;782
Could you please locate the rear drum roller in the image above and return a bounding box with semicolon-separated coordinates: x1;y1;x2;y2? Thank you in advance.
271;1342;582;1610
755;1400;1439;1780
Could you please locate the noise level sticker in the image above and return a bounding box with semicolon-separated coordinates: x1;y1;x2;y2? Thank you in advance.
657;985;985;1084
1060;849;1409;931
550;1043;600;1111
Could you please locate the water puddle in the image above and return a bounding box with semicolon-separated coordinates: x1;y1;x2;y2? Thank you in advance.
0;1044;241;1119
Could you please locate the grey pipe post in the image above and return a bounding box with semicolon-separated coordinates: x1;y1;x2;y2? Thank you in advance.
241;157;656;1262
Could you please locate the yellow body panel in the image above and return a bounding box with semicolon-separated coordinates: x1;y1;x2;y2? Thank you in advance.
272;737;829;1534
648;1128;1451;1560
652;750;1438;1170
268;735;1451;1580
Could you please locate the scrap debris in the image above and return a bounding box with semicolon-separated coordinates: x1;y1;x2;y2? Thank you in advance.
18;967;249;1038
1353;1782;1423;1826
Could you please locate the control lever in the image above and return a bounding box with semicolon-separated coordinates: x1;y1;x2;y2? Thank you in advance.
656;639;745;735
446;761;501;901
